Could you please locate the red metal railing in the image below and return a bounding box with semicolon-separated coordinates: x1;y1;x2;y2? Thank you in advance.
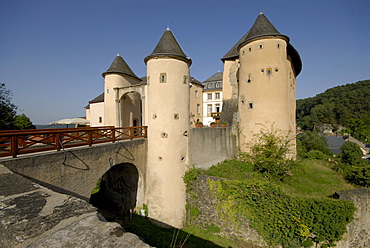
0;126;147;158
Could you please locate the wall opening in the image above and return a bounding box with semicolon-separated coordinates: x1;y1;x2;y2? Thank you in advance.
89;163;139;224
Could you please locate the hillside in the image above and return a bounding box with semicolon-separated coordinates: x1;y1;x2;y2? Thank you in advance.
297;79;370;131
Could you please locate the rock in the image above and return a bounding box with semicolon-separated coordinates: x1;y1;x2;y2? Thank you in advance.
0;164;153;248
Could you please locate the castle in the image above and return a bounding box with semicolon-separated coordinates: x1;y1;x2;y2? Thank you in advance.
85;13;301;228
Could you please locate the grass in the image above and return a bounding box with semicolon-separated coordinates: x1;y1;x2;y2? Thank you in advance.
273;159;354;198
201;158;354;199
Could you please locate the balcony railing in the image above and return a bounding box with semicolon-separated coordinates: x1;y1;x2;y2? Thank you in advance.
0;126;147;158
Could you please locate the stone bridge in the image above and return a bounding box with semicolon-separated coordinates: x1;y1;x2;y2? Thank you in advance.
0;127;235;227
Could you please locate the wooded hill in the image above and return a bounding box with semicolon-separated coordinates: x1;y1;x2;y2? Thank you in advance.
296;80;370;140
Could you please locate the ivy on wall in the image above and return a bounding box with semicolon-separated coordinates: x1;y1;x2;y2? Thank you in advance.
208;179;355;247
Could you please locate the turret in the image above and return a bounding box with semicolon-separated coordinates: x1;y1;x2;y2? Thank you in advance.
102;54;141;127
144;28;191;228
236;13;302;156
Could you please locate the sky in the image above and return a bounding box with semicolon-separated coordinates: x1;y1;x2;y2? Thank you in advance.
1;0;369;125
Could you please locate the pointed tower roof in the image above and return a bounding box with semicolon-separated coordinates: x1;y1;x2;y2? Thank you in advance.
241;13;289;45
221;13;301;76
144;28;192;65
102;54;140;80
221;31;250;61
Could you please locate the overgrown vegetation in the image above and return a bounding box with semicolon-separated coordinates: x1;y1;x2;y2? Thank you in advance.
208;179;355;247
334;142;370;187
239;125;297;181
184;128;360;248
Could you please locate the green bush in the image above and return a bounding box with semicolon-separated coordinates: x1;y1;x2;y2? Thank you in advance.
297;130;332;158
239;126;297;181
338;142;363;165
346;165;370;187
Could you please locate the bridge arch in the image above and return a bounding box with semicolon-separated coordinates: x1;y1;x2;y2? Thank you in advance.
90;162;144;222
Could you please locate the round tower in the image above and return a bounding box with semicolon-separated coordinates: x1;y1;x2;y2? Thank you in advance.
237;13;302;155
102;54;141;127
144;28;191;228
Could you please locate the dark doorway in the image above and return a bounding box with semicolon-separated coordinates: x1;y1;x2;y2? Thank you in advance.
90;163;139;224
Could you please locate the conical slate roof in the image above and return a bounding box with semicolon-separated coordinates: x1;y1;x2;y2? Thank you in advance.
221;13;301;76
144;28;192;65
221;31;250;61
241;13;289;45
102;54;140;80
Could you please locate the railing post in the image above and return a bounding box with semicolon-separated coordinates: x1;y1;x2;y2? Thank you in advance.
144;126;147;138
88;130;93;146
112;127;116;143
11;136;18;158
130;126;134;140
56;133;61;151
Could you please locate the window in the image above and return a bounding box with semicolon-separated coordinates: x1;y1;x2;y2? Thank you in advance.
106;88;109;94
207;104;212;114
183;75;188;84
207;93;212;100
195;90;198;98
247;73;252;83
248;102;253;109
99;117;102;123
197;104;200;114
160;73;167;83
259;44;263;49
215;104;220;112
266;68;272;76
216;82;220;88
208;84;213;89
277;43;280;48
249;47;252;52
215;92;220;99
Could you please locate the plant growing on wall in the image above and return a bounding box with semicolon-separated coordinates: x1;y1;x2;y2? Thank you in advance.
208;179;355;247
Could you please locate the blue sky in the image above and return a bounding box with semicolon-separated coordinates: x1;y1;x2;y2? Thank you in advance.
1;0;369;124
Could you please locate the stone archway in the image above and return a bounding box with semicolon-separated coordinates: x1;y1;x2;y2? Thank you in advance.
90;163;139;223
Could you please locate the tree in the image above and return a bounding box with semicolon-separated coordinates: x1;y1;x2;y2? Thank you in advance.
0;83;17;130
297;130;332;158
14;114;35;130
338;142;363;166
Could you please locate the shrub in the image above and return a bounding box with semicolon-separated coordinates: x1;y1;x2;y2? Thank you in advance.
239;125;297;181
297;130;332;158
338;142;363;165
